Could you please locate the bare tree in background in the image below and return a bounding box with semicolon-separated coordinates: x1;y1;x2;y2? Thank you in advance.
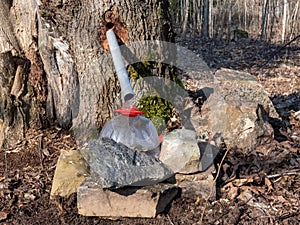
203;0;210;37
282;0;288;42
289;0;300;39
170;0;299;42
261;0;270;40
182;0;190;36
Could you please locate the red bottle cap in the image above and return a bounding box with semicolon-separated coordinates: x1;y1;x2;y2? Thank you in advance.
114;106;144;117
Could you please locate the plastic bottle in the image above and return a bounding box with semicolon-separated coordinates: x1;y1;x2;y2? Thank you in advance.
100;113;160;152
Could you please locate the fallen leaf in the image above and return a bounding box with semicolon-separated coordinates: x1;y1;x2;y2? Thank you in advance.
240;186;261;195
264;177;273;193
24;193;36;201
276;196;291;205
42;148;50;157
232;177;254;187
222;183;239;200
0;211;8;222
237;189;255;206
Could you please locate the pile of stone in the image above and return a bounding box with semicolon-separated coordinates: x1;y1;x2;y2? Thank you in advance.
51;128;214;218
50;68;278;218
51;129;212;218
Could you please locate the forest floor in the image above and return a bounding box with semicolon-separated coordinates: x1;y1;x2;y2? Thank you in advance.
0;36;299;224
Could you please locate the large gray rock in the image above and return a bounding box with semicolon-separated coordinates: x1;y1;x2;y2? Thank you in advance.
199;68;276;151
81;138;174;189
77;178;179;218
159;129;201;174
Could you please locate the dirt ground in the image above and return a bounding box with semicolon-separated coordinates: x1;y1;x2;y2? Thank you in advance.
0;37;299;224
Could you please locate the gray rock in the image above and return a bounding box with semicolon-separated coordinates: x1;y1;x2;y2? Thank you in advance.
198;142;219;172
175;165;216;200
159;129;201;174
77;178;179;218
199;68;276;152
81;138;174;189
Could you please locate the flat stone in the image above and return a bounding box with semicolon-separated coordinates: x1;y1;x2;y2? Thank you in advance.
50;150;89;198
199;68;276;151
175;165;215;200
77;178;179;218
81;138;174;189
159;129;200;174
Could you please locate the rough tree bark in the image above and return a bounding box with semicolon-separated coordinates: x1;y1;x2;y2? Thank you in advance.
0;0;174;147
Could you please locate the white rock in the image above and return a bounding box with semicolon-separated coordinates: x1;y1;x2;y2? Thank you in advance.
159;129;200;174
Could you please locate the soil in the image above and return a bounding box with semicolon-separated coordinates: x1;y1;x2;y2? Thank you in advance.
1;36;299;224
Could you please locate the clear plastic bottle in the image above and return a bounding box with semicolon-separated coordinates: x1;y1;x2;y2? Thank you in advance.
100;114;160;153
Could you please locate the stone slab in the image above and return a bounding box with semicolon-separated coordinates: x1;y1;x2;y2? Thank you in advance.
77;178;179;218
50;150;89;198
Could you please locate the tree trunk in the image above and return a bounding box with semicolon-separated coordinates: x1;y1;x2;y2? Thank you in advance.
0;0;48;147
0;0;174;147
282;0;288;42
182;0;190;36
261;0;270;40
227;1;232;42
209;0;213;37
203;0;210;38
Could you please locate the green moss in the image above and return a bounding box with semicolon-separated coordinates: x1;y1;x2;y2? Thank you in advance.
237;29;249;38
126;50;184;134
137;96;173;134
173;73;184;89
127;62;153;79
128;65;140;80
157;7;163;15
142;50;158;69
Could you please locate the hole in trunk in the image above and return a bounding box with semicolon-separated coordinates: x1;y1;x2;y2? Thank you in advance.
106;22;114;30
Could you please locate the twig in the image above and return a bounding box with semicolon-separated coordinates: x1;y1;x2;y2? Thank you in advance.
266;169;300;179
199;147;230;224
38;136;44;171
279;211;297;220
4;150;8;179
166;214;175;225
